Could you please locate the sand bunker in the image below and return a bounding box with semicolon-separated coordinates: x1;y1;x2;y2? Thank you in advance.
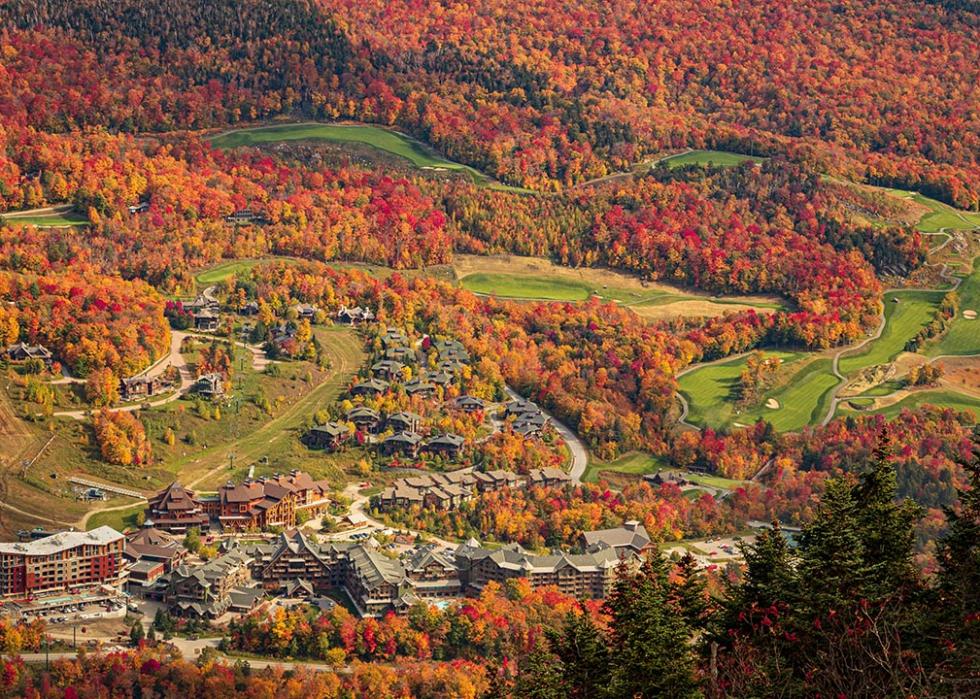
963;309;976;319
765;398;780;409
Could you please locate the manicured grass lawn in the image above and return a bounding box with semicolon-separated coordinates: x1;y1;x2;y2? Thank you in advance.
461;272;597;301
841;390;980;421
839;290;943;375
210;122;528;192
881;188;980;233
925;260;980;357
678;351;804;429
686;473;749;491
662;150;765;169
459;271;773;309
582;451;666;483
459;271;668;303
739;358;838;432
195;259;266;286
86;504;145;532
2;211;89;227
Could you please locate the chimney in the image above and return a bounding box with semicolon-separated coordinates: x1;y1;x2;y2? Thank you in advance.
624;520;639;531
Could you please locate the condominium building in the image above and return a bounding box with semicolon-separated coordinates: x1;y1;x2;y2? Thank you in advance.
0;527;126;597
454;540;629;599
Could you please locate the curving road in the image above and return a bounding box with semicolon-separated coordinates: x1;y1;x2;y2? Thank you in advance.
820;262;964;426
502;385;588;482
673;351;754;431
52;328;272;421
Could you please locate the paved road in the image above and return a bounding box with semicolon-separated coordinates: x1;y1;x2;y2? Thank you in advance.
672;351;754;431
820;263;964;426
502;385;589;482
52;331;195;420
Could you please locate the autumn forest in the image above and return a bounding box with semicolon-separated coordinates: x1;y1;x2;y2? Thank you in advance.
0;0;977;697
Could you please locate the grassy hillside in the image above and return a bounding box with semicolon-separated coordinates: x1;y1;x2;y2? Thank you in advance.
209;122;528;191
842;390;980;421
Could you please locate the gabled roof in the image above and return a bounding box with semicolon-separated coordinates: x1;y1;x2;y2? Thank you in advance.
348;545;405;587
383;431;423;446
452;395;486;409
582;522;651;552
148;482;202;513
347;406;380;420
351;378;389;393
311;422;351;438
405;544;456;573
426;433;465;448
404;378;436;394
386;411;420;425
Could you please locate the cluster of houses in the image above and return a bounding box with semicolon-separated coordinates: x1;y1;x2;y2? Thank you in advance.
307;408;470;460
501;398;549;438
375;466;571;511
0;487;652;622
133;518;653;619
347;330;471;402
145;470;334;533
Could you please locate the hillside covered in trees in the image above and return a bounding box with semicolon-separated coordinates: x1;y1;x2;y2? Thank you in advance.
0;0;976;696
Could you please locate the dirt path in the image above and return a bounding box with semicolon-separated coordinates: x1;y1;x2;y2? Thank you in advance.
184;330;360;489
571;149;692;189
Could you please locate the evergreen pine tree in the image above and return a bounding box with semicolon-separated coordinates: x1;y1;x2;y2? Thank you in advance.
928;441;980;688
130;621;145;646
511;646;568;699
795;476;867;616
606;555;702;699
546;612;611;699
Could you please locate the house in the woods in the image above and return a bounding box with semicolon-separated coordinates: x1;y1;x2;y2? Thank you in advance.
194;373;225;399
193;309;220;331
337;306;375;324
424;433;466;459
386;411;421;433
120;375;167;401
346;406;381;432
380;431;423;457
404;378;436;398
306;422;352;451
371;359;404;381
527;467;572;489
5;342;53;366
350;378;389;397
451;395;486;413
